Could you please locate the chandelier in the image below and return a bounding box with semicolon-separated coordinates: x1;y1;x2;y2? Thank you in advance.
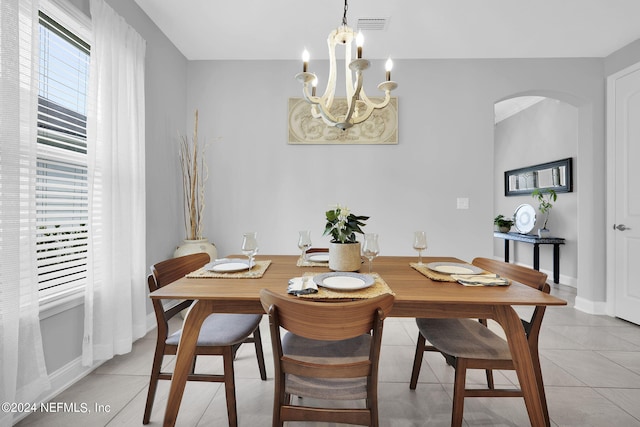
295;0;398;130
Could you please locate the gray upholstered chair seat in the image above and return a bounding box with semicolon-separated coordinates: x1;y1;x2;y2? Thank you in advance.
416;318;511;360
282;333;371;400
166;313;263;346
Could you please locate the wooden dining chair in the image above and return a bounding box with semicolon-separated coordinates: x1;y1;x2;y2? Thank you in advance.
409;257;551;427
260;289;394;427
143;253;267;426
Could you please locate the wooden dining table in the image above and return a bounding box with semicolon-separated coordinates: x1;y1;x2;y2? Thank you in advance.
149;254;566;427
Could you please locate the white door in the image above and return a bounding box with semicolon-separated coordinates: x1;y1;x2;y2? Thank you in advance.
609;64;640;325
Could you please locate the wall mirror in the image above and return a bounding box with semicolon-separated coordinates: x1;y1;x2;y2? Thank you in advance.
504;158;573;196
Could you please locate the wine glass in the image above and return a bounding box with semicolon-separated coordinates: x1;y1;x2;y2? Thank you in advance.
298;230;312;260
241;232;258;269
413;231;427;265
362;233;380;274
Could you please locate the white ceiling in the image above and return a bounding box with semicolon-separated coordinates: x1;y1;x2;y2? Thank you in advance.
133;0;640;61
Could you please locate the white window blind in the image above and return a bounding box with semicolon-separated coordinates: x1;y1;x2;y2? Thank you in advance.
36;10;90;302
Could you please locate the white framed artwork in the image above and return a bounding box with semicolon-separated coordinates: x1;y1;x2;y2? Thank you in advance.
288;97;398;144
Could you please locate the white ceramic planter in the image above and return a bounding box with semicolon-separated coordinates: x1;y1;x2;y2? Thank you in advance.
174;238;218;319
329;241;362;272
174;238;218;262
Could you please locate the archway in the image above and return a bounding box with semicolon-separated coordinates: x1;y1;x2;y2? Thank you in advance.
493;91;606;313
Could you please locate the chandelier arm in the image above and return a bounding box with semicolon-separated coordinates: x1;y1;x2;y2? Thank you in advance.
344;39;355;102
351;103;375;125
304;86;341;125
299;77;317;103
320;30;340;108
313;104;344;128
299;78;342;125
343;95;358;125
310;101;339;123
351;110;374;125
343;68;365;124
358;88;392;110
300;75;340;125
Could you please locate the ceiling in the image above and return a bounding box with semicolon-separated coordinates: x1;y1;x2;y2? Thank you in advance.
133;0;640;61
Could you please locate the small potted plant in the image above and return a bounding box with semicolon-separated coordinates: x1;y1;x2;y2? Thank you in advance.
531;188;557;237
494;214;514;233
323;204;369;271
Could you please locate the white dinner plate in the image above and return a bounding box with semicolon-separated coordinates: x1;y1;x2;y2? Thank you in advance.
425;262;483;275
514;204;536;234
313;272;375;291
306;253;329;263
206;258;252;273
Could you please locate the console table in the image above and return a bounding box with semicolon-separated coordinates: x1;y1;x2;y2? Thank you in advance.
493;232;565;284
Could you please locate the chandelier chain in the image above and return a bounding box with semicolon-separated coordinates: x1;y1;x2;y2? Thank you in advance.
342;0;348;26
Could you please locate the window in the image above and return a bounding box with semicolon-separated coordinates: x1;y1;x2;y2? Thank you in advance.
36;8;90;305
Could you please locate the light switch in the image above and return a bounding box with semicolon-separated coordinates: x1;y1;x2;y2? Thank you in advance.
457;197;469;209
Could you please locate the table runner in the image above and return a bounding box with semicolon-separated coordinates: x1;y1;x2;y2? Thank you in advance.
298;272;395;300
186;260;272;279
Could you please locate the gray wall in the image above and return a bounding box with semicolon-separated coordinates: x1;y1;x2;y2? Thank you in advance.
186;58;604;301
494;98;579;284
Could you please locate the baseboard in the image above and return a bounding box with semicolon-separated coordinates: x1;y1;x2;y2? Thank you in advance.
147;310;157;333
43;315;156;398
12;316;157;425
574;296;607;315
11;357;102;425
491;256;577;288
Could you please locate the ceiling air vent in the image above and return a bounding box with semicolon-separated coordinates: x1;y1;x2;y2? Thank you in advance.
356;18;389;31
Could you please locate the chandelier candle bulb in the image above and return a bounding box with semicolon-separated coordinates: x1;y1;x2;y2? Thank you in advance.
311;76;317;96
385;58;393;81
356;31;364;58
302;49;310;72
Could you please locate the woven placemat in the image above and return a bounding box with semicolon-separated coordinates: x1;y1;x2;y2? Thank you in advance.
186;260;272;279
298;272;395;300
410;262;457;282
296;256;329;268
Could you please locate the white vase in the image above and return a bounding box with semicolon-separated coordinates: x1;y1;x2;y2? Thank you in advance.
174;238;218;262
537;228;550;238
329;241;362;272
174;238;217;319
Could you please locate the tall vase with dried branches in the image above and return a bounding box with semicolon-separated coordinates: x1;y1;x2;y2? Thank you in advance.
173;110;218;261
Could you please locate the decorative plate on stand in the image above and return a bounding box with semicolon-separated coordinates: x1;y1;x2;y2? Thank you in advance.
514;204;536;234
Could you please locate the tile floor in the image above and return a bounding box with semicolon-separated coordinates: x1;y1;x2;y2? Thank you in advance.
16;283;640;426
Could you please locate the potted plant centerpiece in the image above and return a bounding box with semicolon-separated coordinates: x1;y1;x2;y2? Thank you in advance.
494;214;514;233
531;188;557;237
323;204;369;271
174;110;217;261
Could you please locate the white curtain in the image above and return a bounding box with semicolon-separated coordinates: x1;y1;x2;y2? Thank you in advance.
83;0;147;366
0;0;51;425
